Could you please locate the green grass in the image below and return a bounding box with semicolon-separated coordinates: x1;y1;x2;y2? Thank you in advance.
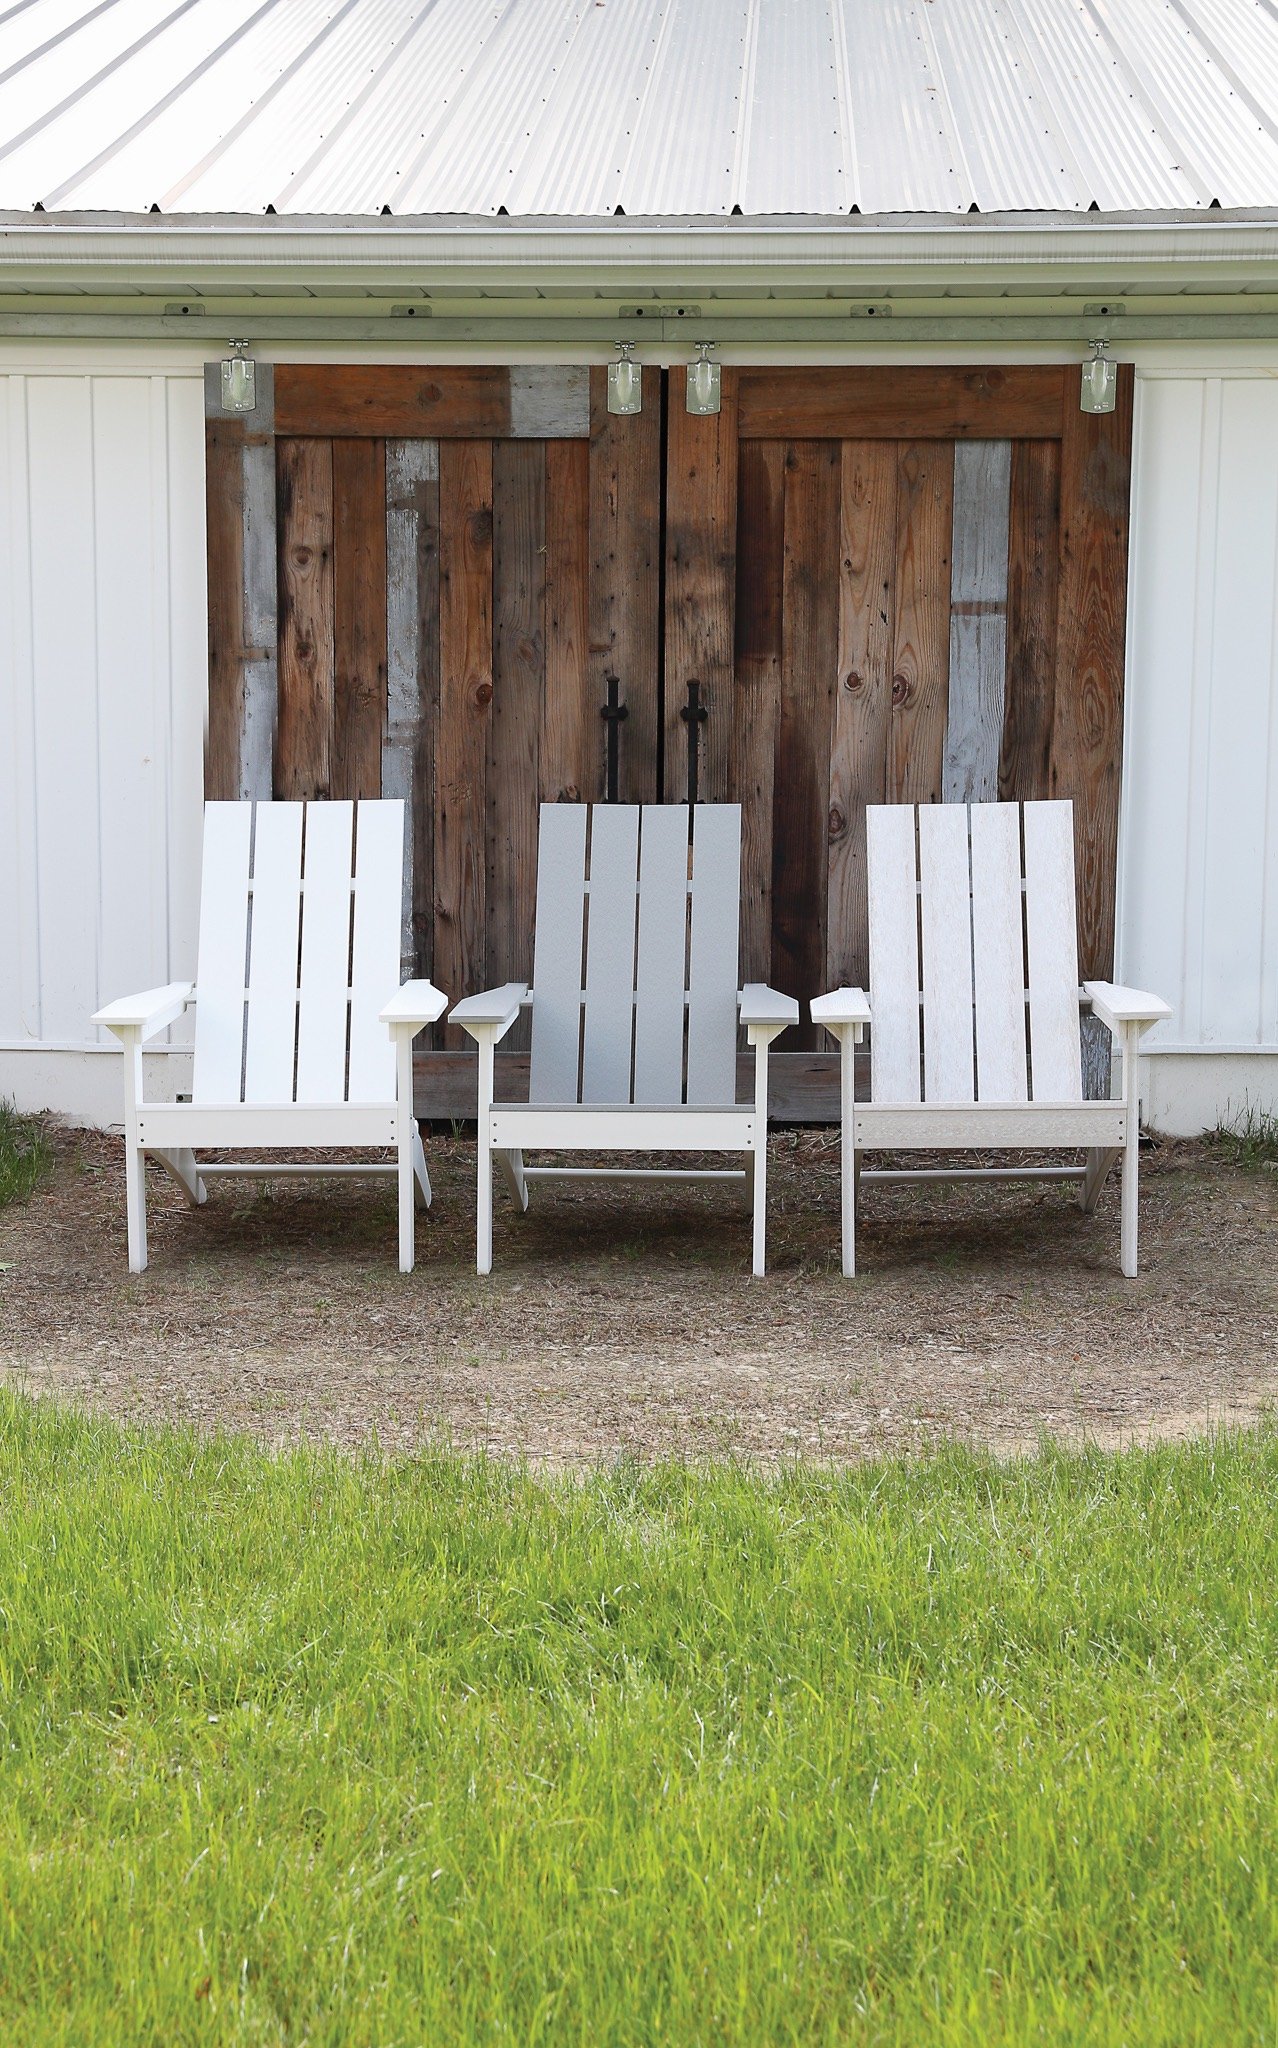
1214;1100;1278;1171
2;1398;1278;2045
0;1100;50;1208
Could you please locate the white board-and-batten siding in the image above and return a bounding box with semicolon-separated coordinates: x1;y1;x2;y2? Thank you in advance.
0;348;1276;1133
1118;368;1278;1130
0;364;206;1115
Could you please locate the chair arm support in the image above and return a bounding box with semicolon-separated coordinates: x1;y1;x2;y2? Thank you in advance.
811;986;872;1039
380;979;449;1032
92;982;195;1043
738;983;800;1030
450;982;530;1045
1082;981;1172;1036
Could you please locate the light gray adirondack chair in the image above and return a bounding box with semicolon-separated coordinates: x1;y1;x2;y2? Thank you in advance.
92;799;446;1273
450;802;798;1275
812;800;1171;1278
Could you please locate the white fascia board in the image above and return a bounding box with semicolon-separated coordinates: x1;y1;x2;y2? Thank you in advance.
3;215;1278;297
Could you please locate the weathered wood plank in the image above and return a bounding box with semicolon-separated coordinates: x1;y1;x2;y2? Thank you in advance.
275;436;334;800
828;439;896;991
943;438;1011;803
664;366;740;806
436;439;493;1043
772;439;840;1049
204;360;276;801
509;366;591;438
488;439;545;1051
278;365;507;439
275;364;592;440
384;438;439;982
544;437;591;803
204;417;246;801
999;438;1061;802
332;436;387;801
738;366;1067;442
587;366;661;802
733;439;785;982
889;440;954;805
1050;364;1135;981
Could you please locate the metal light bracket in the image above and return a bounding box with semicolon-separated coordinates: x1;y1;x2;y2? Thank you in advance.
686;341;721;415
220;337;257;412
607;340;642;415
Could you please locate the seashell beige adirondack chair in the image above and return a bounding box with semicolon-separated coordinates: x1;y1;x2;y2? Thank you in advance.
812;801;1171;1279
450;802;798;1276
92;799;446;1274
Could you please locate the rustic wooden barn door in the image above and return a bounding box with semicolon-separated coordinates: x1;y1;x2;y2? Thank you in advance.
207;358;1132;1099
663;364;1135;1058
206;364;660;1056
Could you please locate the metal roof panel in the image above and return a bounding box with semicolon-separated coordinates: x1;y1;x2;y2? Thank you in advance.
2;0;1277;218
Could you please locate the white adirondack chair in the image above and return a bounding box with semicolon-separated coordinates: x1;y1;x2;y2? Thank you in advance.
92;799;446;1274
450;802;798;1276
812;801;1171;1279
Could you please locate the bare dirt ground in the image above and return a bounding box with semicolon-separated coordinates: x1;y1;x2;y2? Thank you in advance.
1;1125;1275;1462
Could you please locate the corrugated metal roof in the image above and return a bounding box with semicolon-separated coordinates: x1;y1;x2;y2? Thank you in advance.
1;0;1277;219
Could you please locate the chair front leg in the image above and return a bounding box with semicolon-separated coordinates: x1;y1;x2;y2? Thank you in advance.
473;1026;497;1275
1120;1020;1141;1279
120;1027;148;1274
746;1024;785;1278
392;1024;419;1273
837;1022;863;1278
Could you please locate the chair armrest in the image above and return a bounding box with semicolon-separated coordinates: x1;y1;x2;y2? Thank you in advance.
738;983;800;1029
450;982;529;1044
380;979;448;1030
811;986;872;1030
1082;981;1172;1035
92;981;194;1042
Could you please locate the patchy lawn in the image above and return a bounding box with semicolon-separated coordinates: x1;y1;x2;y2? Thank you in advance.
0;1124;1273;1459
3;1394;1278;2046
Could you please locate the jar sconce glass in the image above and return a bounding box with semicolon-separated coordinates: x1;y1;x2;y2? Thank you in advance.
686;342;721;416
1080;339;1117;415
607;341;642;416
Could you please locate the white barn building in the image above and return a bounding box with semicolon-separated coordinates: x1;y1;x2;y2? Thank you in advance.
2;0;1277;1133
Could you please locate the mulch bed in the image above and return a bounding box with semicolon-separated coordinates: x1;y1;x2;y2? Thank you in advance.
1;1125;1274;1462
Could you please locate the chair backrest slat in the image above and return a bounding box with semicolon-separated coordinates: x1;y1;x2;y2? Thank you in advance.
970;802;1028;1102
192;803;253;1104
918;804;975;1102
686;805;741;1106
1023;800;1082;1102
528;805;588;1105
633;804;691;1105
243;803;304;1105
867;805;922;1103
347;800;403;1103
581;806;640;1103
295;802;354;1103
